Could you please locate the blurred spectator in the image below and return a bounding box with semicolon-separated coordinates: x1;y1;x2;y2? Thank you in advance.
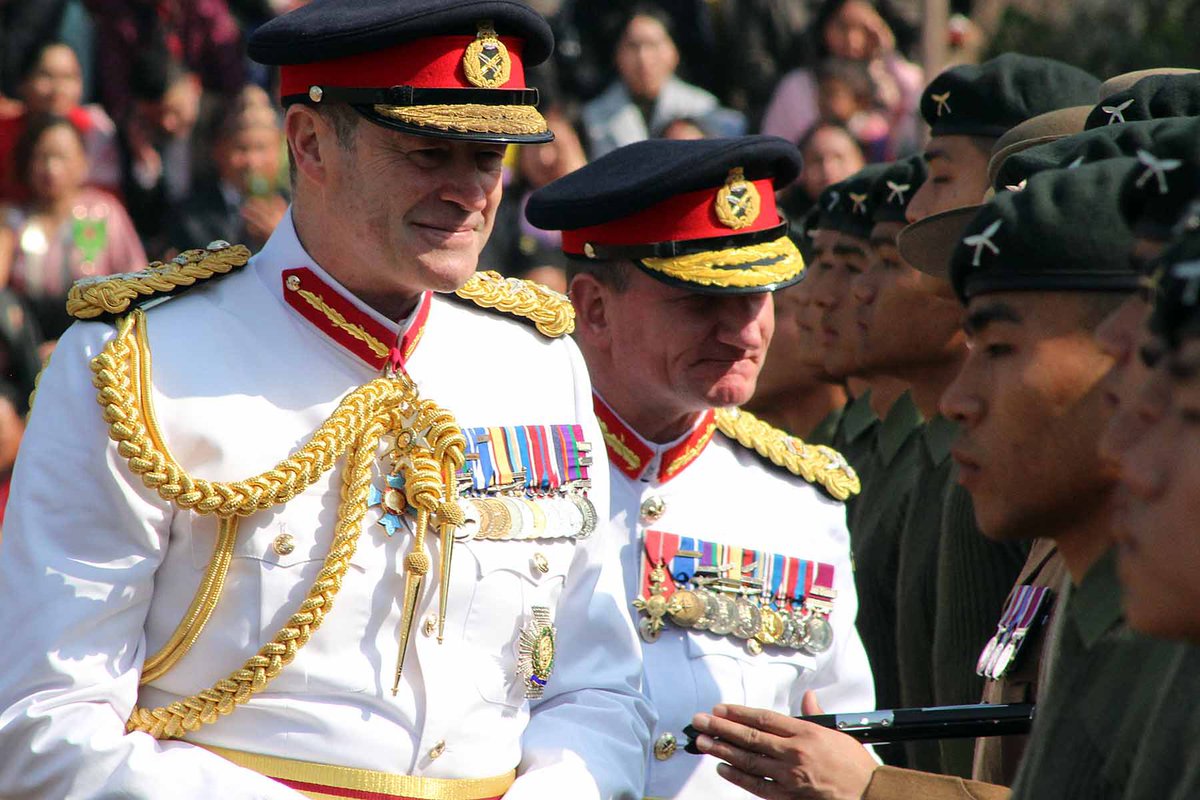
121;56;204;256
0;43;122;201
85;0;245;126
168;85;286;253
779;121;866;222
0;291;46;415
553;0;720;104
0;114;145;341
660;117;708;140
581;6;744;158
0;0;96;102
814;58;890;160
762;0;922;160
480;109;585;292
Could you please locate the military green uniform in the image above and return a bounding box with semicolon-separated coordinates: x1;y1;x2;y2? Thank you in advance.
1118;643;1200;800
847;391;923;765
894;413;957;773
974;539;1068;785
1009;550;1179;800
806;404;844;448
933;478;1030;776
830;389;879;484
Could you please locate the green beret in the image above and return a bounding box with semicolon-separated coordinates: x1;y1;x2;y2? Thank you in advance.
920;53;1100;139
1118;117;1200;241
1084;73;1200;129
950;159;1140;301
869;156;927;225
993;118;1175;192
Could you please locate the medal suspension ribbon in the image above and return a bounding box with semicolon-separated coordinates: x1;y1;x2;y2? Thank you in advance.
93;310;466;738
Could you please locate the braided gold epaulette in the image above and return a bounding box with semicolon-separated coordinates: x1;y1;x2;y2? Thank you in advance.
454;270;574;337
66;241;251;320
713;407;860;501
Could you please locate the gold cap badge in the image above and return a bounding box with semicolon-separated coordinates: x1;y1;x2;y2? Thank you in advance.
463;21;511;88
715;167;761;230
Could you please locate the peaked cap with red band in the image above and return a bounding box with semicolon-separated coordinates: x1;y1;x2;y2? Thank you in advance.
526;136;806;294
247;0;554;143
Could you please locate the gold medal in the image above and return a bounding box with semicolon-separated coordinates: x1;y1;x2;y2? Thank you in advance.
666;589;705;627
756;607;785;646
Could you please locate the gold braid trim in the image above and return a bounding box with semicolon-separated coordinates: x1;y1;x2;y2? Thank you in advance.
640;236;804;289
597;418;642;472
374;103;548;136
454;270;574;337
67;243;251;320
94;311;465;738
295;287;390;359
713;407;860;501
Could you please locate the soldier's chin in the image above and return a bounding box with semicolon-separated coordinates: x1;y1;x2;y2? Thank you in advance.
414;251;483;293
706;376;758;410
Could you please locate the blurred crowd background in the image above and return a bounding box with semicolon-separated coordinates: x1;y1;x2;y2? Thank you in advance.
0;0;1195;521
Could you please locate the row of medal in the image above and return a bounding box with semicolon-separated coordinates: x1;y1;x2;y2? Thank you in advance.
976;584;1052;681
634;531;837;657
370;423;596;541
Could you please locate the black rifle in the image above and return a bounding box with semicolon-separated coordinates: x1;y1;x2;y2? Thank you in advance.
683;703;1035;751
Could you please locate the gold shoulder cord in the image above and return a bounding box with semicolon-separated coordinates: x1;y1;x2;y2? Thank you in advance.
454;270;574;337
713;407;861;501
93;310;465;739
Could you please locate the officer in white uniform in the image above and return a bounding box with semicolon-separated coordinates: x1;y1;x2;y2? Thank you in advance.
526;136;874;798
0;2;652;798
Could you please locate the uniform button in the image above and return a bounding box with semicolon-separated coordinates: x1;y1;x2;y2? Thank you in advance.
272;533;295;556
654;732;677;761
285;275;301;291
640;496;666;522
422;614;437;638
428;740;446;760
532;552;549;574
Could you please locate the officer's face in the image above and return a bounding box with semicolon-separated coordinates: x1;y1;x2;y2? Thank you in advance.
812;233;869;378
852;221;963;376
1113;342;1200;641
906;136;991;223
326;121;505;297
601;268;774;416
940;292;1118;542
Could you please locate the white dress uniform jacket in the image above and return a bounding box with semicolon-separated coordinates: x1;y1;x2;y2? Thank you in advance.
0;213;653;799
596;398;874;799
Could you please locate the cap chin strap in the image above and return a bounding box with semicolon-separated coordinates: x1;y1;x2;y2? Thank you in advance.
283;85;539;108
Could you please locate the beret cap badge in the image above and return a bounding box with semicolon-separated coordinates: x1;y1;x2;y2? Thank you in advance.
964;219;1003;267
463;21;512;89
932;91;952;117
715;168;761;230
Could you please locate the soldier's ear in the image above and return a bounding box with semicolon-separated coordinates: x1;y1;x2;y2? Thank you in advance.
568;272;615;349
285;105;331;188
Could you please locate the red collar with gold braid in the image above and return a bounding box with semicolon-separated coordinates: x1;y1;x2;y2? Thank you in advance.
282;267;431;371
592;393;716;483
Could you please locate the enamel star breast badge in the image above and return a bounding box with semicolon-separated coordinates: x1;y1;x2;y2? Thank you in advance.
464;21;511;88
715;167;761;230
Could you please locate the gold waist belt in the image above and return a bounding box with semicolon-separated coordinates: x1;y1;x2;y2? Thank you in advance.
202;744;517;800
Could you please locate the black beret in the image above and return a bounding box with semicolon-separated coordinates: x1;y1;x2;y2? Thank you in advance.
1118;116;1200;241
1084;73;1200;130
1148;230;1200;348
869;156;927;225
248;0;553;66
527;136;806;294
920;54;1100;139
827;163;892;240
949;159;1140;301
993;118;1174;192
